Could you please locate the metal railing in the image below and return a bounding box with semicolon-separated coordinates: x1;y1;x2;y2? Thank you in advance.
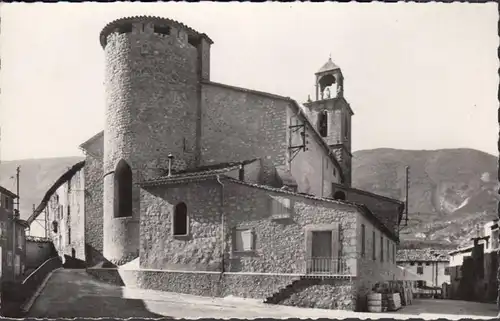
304;257;351;275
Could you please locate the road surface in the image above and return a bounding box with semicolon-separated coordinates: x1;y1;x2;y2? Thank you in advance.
27;269;498;319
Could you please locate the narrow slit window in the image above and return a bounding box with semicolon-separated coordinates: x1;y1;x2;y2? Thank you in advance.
173;202;188;236
318;110;328;137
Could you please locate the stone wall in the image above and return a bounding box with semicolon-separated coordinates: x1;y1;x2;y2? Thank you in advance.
223;180;358;274
83;148;105;266
200;83;342;198
87;267;358;310
331;185;402;235
200;83;289;169
88;267;300;301
140;177;361;275
302;98;352;185
140;180;224;271
102;19;201;264
280;278;355;310
287;107;341;197
355;212;398;311
25;240;55;269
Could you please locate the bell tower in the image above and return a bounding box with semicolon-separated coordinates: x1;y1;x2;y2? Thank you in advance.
304;56;354;186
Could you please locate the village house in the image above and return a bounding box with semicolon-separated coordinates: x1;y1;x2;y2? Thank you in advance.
28;16;406;311
448;219;498;303
26;161;85;265
0;185;28;283
396;249;450;294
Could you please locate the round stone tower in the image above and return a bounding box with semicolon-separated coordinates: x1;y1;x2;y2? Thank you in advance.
99;16;213;264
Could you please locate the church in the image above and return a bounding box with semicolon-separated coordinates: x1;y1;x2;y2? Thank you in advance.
29;16;405;311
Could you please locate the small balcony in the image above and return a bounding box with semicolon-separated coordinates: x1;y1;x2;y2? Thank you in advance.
304;257;353;276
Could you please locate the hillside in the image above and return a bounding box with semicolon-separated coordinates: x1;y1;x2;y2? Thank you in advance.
352;148;498;248
0;148;497;249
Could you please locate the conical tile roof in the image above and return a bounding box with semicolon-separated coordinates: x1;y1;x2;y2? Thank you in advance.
317;57;340;74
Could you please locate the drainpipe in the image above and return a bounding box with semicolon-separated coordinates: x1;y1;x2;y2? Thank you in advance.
216;175;225;274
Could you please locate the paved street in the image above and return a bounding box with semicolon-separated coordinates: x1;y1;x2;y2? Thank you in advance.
28;269;498;319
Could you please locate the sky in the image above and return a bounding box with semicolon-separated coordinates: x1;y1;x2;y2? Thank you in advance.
0;2;498;161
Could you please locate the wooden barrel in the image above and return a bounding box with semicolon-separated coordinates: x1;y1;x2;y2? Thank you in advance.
368;305;383;312
367;292;383;312
368;293;382;301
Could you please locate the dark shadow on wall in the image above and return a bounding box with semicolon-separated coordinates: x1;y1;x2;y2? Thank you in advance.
63;254;87;269
85;243;116;268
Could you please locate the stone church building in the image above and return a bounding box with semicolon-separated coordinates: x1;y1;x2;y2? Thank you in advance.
31;16;406;311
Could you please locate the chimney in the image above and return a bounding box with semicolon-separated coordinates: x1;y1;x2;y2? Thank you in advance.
238;164;244;181
167;154;174;177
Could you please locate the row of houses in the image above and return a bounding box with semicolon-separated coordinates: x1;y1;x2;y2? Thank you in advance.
448;219;499;303
395;219;499;303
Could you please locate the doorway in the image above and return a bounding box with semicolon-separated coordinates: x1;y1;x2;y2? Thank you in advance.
310;231;333;273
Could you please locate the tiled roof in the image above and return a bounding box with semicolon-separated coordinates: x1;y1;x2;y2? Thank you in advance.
140;159;259;186
449;246;474;256
26;235;52;243
0;185;17;199
396;249;450;262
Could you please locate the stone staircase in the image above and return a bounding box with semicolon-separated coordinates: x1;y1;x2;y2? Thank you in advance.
264;277;321;304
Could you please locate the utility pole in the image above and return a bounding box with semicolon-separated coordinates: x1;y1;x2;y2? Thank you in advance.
15;166;20;215
404;166;410;227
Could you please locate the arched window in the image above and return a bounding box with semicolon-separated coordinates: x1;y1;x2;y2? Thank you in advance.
333;191;346;201
318;111;328;137
114;159;133;218
173;202;188;236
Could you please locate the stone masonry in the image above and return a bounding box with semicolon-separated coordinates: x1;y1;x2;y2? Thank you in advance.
75;15;404;312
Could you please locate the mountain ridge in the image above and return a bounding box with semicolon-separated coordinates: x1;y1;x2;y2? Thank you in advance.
1;148;497;249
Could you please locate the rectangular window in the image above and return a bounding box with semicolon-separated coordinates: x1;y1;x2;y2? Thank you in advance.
270;196;293;220
361;224;365;257
7;251;12;267
372;231;376;261
386;239;390;262
17;229;23;249
444;267;450;275
14;255;20;276
417;265;424;274
233;228;254;252
380;236;384;262
68;227;71;245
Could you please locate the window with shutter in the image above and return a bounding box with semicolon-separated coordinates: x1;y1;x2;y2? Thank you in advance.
7;251;12;267
372;231;376;261
270;196;293;220
361;224;365;257
14;255;20;276
233;228;254;252
380;235;383;262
